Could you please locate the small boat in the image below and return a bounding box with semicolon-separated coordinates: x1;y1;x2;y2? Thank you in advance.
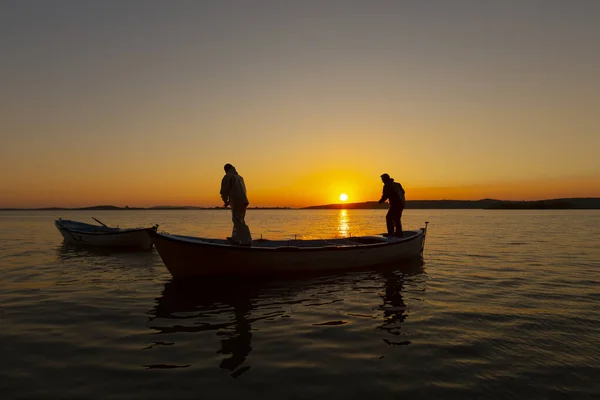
147;222;428;278
55;217;158;250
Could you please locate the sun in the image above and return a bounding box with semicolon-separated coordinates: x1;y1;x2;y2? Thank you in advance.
339;193;348;202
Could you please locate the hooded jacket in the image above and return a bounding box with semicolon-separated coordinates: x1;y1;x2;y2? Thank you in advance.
379;179;406;208
220;166;249;206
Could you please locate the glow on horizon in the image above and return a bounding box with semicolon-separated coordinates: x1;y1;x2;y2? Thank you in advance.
2;173;599;209
1;1;599;208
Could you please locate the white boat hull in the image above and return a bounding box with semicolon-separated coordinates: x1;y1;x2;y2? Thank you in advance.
55;219;157;250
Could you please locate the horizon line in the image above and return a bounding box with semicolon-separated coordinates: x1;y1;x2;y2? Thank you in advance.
2;197;600;210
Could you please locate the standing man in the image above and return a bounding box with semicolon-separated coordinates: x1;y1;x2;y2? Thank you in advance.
378;173;406;237
220;163;252;245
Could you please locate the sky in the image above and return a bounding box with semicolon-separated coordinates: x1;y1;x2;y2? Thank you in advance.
1;0;599;208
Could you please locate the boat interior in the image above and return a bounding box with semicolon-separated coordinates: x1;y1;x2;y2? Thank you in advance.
55;219;121;233
167;230;420;248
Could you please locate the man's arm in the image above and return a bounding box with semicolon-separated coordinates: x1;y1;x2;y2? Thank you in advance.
378;186;389;204
220;175;231;204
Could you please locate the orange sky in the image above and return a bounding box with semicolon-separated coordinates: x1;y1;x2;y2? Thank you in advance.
2;166;599;208
1;2;599;208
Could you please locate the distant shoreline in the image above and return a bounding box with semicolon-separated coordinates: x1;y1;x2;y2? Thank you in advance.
302;198;600;210
0;206;293;211
2;198;600;211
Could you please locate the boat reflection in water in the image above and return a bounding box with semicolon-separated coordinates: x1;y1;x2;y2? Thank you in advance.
55;243;159;277
147;258;425;378
148;278;260;377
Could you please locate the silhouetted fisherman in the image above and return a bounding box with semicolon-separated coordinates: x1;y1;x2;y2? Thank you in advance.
220;163;252;245
378;173;406;236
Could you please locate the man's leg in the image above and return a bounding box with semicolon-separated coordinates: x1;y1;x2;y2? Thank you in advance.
231;204;252;245
385;208;394;235
230;210;237;239
239;205;247;223
395;207;404;236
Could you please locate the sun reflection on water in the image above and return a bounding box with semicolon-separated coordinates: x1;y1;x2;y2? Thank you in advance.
337;209;350;237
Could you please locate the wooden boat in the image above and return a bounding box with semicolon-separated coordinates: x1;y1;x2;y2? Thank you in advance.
147;222;428;278
55;218;158;250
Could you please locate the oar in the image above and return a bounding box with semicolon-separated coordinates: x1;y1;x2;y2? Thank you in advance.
93;217;108;227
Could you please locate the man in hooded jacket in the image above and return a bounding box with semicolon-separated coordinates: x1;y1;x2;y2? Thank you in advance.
378;173;406;237
220;163;252;245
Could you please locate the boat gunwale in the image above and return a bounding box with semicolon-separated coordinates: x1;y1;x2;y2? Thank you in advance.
148;228;425;253
55;220;157;236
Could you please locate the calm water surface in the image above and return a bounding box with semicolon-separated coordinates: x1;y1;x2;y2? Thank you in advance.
1;210;599;399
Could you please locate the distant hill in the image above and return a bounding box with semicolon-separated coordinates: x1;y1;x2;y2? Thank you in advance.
484;198;600;209
0;205;291;211
149;206;209;210
303;198;600;210
39;205;145;210
2;198;599;211
150;205;291;210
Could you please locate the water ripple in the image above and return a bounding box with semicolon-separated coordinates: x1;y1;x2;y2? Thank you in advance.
1;209;599;399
